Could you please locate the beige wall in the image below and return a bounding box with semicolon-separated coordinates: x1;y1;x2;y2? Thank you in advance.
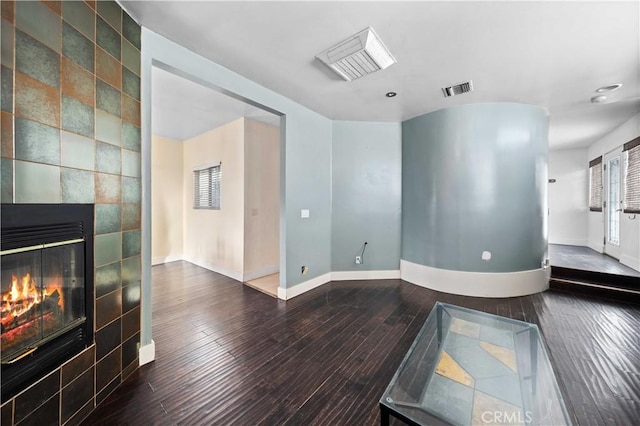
152;135;184;264
244;119;280;278
182;118;246;279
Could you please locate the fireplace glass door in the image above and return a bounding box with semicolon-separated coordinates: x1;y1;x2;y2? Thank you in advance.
1;241;85;362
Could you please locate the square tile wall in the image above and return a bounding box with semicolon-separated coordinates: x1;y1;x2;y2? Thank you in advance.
0;2;141;425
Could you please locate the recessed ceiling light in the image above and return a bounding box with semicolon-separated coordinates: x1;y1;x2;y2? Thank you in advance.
591;95;607;103
385;92;397;98
596;84;622;93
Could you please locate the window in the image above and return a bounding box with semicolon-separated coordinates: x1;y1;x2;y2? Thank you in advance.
193;164;221;209
624;137;640;213
589;156;602;211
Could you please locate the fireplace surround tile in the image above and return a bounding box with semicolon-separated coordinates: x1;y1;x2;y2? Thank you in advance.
1;111;13;157
121;39;140;76
122;150;141;178
95;261;122;297
61;168;95;203
61;367;94;424
95;172;121;203
0;66;11;113
14;117;60;165
96;318;121;360
1;401;12;425
62;398;94;426
96;375;120;407
96;46;121;90
96;346;121;392
122;121;140;152
1;158;12;202
14;71;61;128
122;332;140;369
122;12;140;50
14;30;60;89
14;370;60;424
121;203;141;230
62;22;94;73
97;1;122;33
122;67;140;101
1;20;13;68
14;0;60;53
61;94;94;138
95;108;122;146
14;160;61;203
17;394;59;426
95;203;121;234
122;176;141;202
122;255;141;287
96;288;122;329
122;280;140;314
122;305;140;341
61;130;95;171
61;1;95;41
96;16;120;61
61;346;95;388
61;57;95;107
95;141;121;175
121;93;140;126
122;230;141;258
95;232;122;267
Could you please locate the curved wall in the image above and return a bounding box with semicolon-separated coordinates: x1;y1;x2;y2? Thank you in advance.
401;103;549;297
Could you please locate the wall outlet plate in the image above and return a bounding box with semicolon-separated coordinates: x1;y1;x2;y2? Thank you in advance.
355;256;362;264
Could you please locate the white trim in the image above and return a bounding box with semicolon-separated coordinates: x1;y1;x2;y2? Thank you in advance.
620;254;640;272
331;270;401;281
152;255;184;266
587;241;604;253
277;272;332;300
243;265;280;282
184;257;244;282
548;238;588;247
400;260;549;298
139;340;155;366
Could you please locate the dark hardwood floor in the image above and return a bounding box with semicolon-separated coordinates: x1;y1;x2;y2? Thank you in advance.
82;261;640;425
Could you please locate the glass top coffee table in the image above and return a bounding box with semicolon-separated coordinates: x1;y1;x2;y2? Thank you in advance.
380;302;572;426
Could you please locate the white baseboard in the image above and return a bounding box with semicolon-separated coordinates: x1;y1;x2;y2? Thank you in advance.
152;255;184;266
620;254;640;272
331;270;401;281
587;241;604;253
548;238;588;247
139;340;155;366
277;272;332;300
184;257;244;282
243;265;279;282
400;260;549;298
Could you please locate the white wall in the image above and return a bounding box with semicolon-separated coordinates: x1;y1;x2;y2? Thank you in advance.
151;135;184;265
182;118;246;280
548;149;588;246
587;113;640;271
244;119;280;279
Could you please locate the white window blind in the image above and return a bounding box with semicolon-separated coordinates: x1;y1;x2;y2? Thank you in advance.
623;137;640;214
589;156;602;212
193;164;221;209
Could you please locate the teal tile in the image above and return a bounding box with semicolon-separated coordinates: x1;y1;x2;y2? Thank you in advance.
121;203;140;231
1;66;12;113
14;160;61;203
122;122;140;152
96;141;121;174
97;1;121;32
96;109;121;146
96;204;121;234
96;261;121;298
62;95;94;138
1;158;13;203
1;20;13;68
95;172;121;203
61;131;95;171
122;230;141;259
61;167;95;203
15;30;60;89
62;1;95;41
121;255;141;286
121;67;140;101
15;118;60;165
122;13;140;50
121;39;140;76
63;22;94;73
95;232;122;267
15;1;61;53
122;281;140;312
96;79;121;117
122;149;140;177
122;176;140;203
96;16;120;60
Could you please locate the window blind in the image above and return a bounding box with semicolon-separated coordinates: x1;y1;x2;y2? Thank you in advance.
623;137;640;214
193;164;221;209
589;156;602;212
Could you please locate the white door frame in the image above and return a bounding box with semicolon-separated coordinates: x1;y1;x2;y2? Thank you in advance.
603;147;623;259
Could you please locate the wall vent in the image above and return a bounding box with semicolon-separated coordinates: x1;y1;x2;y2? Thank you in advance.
442;81;474;97
316;27;396;81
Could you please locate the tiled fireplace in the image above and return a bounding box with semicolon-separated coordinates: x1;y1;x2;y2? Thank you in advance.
0;1;142;425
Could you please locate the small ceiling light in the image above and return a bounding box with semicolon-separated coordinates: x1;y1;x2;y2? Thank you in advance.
385;92;397;98
316;27;397;81
596;83;622;93
591;95;607;103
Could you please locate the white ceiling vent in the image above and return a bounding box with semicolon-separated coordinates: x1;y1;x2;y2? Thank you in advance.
442;81;474;97
316;27;396;81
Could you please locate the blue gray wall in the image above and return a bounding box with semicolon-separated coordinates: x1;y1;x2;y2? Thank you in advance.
401;103;548;273
331;121;402;271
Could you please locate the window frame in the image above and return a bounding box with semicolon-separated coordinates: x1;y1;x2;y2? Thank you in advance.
623;137;640;214
193;163;221;210
588;156;603;212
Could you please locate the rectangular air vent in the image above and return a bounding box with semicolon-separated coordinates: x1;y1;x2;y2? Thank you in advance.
442;81;474;97
316;27;396;81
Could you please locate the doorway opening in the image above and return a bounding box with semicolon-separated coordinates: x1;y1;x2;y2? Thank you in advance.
150;66;282;297
604;148;623;259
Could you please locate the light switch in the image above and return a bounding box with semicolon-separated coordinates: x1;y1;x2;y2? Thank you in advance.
301;209;310;219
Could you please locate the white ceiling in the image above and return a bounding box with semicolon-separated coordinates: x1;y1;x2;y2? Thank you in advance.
125;1;640;149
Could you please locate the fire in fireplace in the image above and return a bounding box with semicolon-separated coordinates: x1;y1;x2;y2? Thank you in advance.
1;204;94;400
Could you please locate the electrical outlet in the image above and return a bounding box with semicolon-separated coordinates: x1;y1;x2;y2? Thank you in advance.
355;256;362;264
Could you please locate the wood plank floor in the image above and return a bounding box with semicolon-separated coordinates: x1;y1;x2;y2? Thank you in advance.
82;261;640;425
549;243;640;277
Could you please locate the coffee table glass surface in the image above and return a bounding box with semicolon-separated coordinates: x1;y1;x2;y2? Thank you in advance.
380;302;572;426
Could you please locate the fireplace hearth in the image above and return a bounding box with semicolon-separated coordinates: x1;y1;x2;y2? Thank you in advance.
1;204;94;401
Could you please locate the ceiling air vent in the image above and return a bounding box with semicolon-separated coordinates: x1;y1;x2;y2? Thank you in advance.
442;81;474;97
316;27;396;81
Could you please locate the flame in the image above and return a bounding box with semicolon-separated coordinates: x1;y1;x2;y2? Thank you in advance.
1;273;64;329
